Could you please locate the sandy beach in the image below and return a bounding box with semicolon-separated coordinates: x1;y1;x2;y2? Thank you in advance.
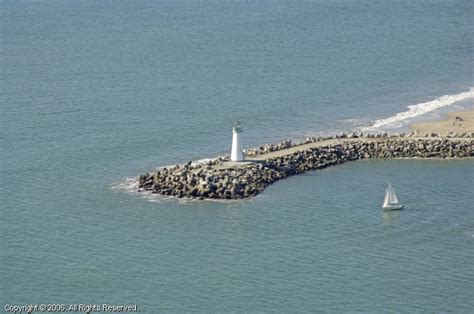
410;109;474;135
221;109;474;165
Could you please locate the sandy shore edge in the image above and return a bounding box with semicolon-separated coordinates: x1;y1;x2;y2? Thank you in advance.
410;109;474;135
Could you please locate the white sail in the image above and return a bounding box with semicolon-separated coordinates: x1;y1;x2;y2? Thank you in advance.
388;184;399;204
382;186;391;208
382;183;400;208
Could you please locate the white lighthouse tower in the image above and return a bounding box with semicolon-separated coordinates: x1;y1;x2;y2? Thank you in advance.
231;121;244;161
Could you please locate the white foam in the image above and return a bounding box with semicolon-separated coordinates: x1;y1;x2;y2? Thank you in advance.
150;157;224;172
191;157;217;166
111;177;139;193
464;230;474;239
363;87;474;132
112;177;242;203
111;156;236;204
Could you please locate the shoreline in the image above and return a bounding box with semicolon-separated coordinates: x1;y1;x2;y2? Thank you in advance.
136;108;474;200
138;135;473;200
410;109;474;136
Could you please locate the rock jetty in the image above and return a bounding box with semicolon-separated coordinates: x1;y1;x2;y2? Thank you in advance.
138;134;473;200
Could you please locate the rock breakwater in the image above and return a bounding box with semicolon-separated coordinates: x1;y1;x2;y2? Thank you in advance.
138;136;473;200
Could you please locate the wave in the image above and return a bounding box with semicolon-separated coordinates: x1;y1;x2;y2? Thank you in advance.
111;157;222;191
111;156;235;203
464;230;474;239
149;157;224;172
111;176;242;204
363;87;474;131
111;176;138;193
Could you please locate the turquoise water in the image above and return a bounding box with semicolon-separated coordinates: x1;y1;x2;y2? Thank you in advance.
1;0;473;312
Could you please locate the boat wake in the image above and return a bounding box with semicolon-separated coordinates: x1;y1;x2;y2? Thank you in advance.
363;87;474;132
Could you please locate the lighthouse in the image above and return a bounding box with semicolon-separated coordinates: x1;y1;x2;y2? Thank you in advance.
231;121;244;161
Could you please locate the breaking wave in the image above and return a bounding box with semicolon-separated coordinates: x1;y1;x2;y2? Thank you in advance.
110;156;235;203
363;87;474;131
111;176;139;193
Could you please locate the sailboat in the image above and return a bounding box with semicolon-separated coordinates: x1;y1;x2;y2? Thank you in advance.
382;183;404;210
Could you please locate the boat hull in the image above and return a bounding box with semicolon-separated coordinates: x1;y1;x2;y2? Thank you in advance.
382;204;404;210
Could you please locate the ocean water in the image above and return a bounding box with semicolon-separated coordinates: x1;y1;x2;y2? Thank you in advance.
1;0;473;312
